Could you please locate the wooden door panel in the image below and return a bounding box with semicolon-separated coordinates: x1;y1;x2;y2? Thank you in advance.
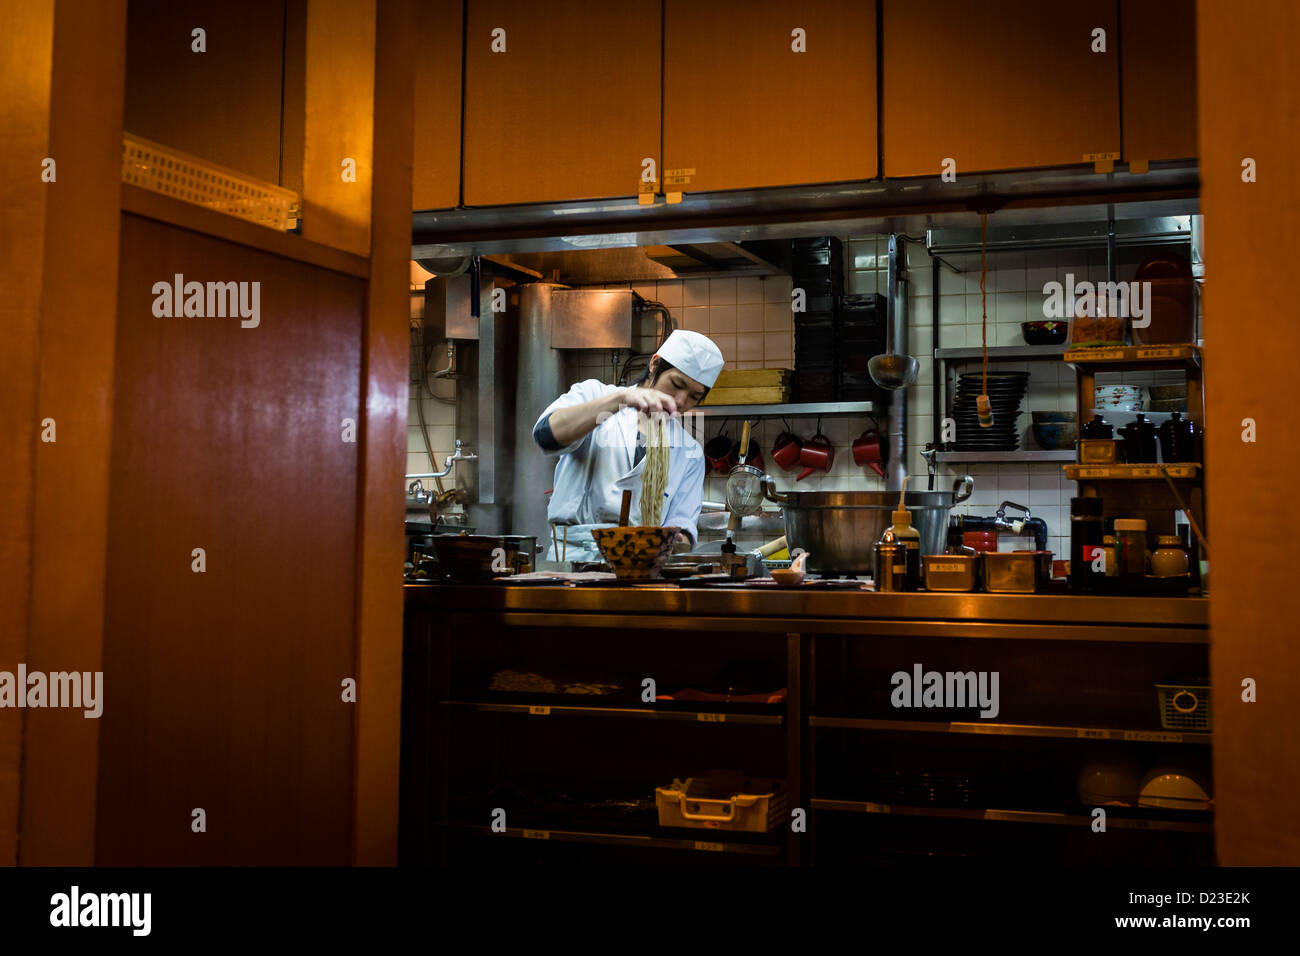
462;0;661;205
413;0;464;209
664;0;877;192
1122;0;1197;162
96;214;361;865
883;0;1120;177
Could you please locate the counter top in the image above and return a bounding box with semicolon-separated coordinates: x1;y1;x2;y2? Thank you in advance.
404;581;1208;632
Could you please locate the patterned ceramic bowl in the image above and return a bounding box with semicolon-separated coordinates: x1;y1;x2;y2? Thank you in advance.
591;526;681;581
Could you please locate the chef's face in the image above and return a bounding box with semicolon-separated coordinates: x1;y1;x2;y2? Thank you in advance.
651;360;708;413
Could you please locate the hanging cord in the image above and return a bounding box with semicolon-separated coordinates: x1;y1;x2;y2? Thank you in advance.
977;212;993;428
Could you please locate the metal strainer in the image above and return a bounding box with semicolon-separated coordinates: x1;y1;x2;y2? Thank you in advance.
725;420;766;518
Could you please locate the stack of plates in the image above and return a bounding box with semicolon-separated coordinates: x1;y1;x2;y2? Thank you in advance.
950;372;1030;451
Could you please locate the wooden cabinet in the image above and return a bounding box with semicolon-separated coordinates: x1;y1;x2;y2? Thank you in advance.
124;0;287;185
462;1;660;206
663;0;877;192
883;0;1120;177
1121;0;1197;163
413;0;464;210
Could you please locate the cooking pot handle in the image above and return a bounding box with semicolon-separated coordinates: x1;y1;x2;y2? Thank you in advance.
952;475;974;504
762;474;792;504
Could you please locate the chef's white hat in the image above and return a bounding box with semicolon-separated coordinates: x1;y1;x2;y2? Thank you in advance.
655;329;725;389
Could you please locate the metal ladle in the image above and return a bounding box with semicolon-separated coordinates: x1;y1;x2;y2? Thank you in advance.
868;233;919;391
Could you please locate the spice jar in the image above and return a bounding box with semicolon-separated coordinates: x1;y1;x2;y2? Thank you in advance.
1151;535;1190;577
1102;535;1118;577
1113;519;1149;580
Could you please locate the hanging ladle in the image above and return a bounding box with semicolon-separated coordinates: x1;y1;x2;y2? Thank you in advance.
868;237;919;390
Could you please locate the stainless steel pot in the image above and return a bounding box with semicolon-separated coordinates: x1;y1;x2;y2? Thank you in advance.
762;477;974;575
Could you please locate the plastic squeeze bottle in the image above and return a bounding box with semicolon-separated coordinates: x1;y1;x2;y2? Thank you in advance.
887;477;921;590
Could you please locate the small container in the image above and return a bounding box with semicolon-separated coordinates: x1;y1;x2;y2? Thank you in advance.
1157;411;1200;463
1155;680;1211;731
923;553;980;591
1114;519;1149;579
1102;534;1118;577
888;505;923;590
1151;535;1190;577
874;531;909;592
1080;414;1114;439
983;551;1048;593
655;773;789;833
1079;438;1122;464
1118;414;1159;463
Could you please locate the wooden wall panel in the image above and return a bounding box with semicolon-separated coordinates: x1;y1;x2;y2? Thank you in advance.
96;215;362;865
1198;0;1300;865
1121;0;1197;163
15;0;127;866
664;0;877;192
412;0;462;210
463;0;661;205
883;0;1120;177
0;0;57;869
123;0;286;184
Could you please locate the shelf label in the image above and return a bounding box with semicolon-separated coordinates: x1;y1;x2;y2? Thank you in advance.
697;712;726;723
1122;730;1182;743
1085;349;1126;361
664;167;695;186
1135;347;1181;359
1076;728;1109;739
528;705;551;715
983;809;1025;822
522;829;550;840
864;802;890;814
1082;151;1120;162
694;840;724;852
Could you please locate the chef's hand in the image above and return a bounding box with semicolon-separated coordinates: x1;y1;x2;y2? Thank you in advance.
619;386;678;417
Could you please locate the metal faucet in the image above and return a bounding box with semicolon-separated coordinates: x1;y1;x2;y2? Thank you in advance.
405;439;478;480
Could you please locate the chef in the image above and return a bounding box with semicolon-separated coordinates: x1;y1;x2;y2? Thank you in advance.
532;329;725;563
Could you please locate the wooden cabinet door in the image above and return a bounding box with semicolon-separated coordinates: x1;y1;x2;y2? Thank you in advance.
1122;0;1197;163
413;0;464;210
462;1;661;205
883;0;1120;177
124;0;286;184
664;0;877;192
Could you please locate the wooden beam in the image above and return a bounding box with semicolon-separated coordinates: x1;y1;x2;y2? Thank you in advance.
18;0;128;865
300;0;375;257
352;0;415;866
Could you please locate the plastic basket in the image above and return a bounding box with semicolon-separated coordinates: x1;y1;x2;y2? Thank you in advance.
656;773;788;833
122;134;300;231
1156;682;1210;730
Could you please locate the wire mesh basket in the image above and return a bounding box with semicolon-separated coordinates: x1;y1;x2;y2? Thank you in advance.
122;134;300;231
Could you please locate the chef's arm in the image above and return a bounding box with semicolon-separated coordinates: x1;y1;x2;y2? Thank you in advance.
546;386;679;447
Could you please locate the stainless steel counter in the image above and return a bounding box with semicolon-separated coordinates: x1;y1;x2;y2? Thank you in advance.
405;583;1208;642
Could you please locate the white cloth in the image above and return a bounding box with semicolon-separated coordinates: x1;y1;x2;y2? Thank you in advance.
656;329;725;389
536;379;707;562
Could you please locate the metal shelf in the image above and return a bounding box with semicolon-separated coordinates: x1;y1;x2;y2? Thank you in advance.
936;450;1075;463
438;821;784;855
690;401;874;418
444;699;783;725
935;345;1066;361
809;715;1210;745
811;799;1213;832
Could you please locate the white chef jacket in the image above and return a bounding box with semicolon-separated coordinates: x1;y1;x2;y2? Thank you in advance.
535;379;707;562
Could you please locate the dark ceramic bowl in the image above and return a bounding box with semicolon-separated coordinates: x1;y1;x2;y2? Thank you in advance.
1031;423;1078;450
591;526;681;581
1021;320;1069;345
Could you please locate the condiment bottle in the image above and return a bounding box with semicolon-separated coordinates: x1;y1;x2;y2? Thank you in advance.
1069;497;1105;593
888;504;922;590
1114;519;1149;581
874;530;907;592
1151;535;1189;577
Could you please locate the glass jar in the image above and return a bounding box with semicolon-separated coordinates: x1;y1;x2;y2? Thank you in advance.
1151;535;1190;577
1113;519;1149;580
1102;535;1118;578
